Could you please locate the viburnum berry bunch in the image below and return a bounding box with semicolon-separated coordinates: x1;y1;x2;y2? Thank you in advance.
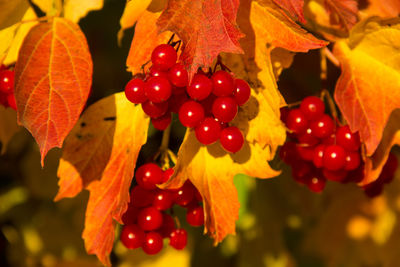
0;65;17;110
120;163;204;255
124;43;251;153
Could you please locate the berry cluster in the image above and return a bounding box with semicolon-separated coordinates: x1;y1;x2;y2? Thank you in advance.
124;44;251;153
120;163;204;255
280;96;364;192
0;65;16;110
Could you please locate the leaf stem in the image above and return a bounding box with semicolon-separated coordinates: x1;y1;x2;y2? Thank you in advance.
323;47;340;67
320;89;338;122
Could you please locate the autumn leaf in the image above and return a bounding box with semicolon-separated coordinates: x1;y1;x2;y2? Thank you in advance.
56;92;150;265
360;0;400;19
126;11;172;74
324;0;358;31
14;17;93;165
31;0;62;17
63;0;104;23
333;18;400;157
0;107;21;154
157;0;244;80
272;0;306;23
0;0;29;30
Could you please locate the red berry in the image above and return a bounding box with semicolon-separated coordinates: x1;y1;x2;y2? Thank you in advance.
174;181;195;207
151;44;177;70
195;117;222;145
169;229;187;250
178;100;205;128
6;93;16;110
297;128;318;146
149;65;168;79
168;92;188;113
168;63;188;87
130;186;155;208
142;100;168;118
291;162;312;184
344;151;361;171
323;145;346;170
307;171;326;193
145;76;172;103
233;79;251;105
296;144;315;161
336;125;361;152
120;224;145;249
310;114;334;138
286;109;308;134
151;112;171;130
211;70;234;96
187;74;213;100
280;107;290;123
162;168;174;183
0;70;14;94
0;92;8;107
186;205;204;227
220;126;244;153
125;78;147;104
300;96;325;121
135;163;164;190
153;190;174;211
122;205;140;225
199;94;217;116
312;144;326;168
138;207;163;231
212;96;238;123
142;232;164;255
323;168;348;182
279;141;299;165
158;213;176;238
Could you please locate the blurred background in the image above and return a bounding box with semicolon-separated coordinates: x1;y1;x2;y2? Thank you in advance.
1;0;400;266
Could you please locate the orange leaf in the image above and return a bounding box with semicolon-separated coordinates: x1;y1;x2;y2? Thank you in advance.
324;0;358;31
14;18;92;165
126;11;172;74
56;92;150;265
272;0;306;23
333;18;400;156
361;0;400;19
157;0;244;80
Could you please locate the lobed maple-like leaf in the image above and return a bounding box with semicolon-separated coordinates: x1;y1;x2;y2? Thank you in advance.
157;0;244;81
334;18;400;157
14;18;93;165
272;0;306;23
324;0;358;31
56;92;150;265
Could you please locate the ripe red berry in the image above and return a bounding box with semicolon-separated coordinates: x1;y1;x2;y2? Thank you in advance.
285;109;308;134
145;76;172;103
130;186;155;208
168;63;188;87
279;141;299;165
142;232;164;255
211;70;234;96
169;229;187;250
125;78;147;104
186;205;204;227
122;205;140;225
174;181;195;207
363;180;384;198
149;65;168;79
300;96;325;121
344;151;361;171
151;112;172;131
120;224;145;249
138;207;163;231
312;144;326;168
135;163;164;190
307;172;326;193
195;117;222;145
158;213;176;238
178;100;205;128
322;168;348;182
336;125;361;151
199;94;217;116
187;74;213;101
297;128;318;146
153;190;174;211
291;161;312;184
151;44;177;70
296;144;315;161
212;96;238;123
162;168;174;183
323;145;346;170
6;93;16;110
233;79;251;106
168;92;188;113
310;114;334;138
141;100;168;118
220;126;244;153
0;70;15;94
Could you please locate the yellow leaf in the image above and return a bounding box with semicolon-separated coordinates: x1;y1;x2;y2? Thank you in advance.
0;106;21;154
64;0;104;23
31;0;62;17
0;0;29;30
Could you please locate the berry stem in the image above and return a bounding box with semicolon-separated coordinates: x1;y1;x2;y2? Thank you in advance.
213;55;232;73
167;33;176;45
320;89;338;123
322;47;340;67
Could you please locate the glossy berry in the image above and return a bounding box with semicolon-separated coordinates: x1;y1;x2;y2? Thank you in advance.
168;92;188;113
310;114;334;138
122;205;140;225
286;109;308;134
296;145;315;161
199;94;217;116
195;117;222;145
145;76;172;103
130;186;155;207
138;207;163;231
174;181;195;207
187;74;213;100
0;70;14;94
300;96;325;121
291;162;312;184
169;229;187;250
186;205;204;227
7;93;16;110
149;65;168;79
220;126;244;153
344;151;361;171
158;213;176;238
211;70;234;96
162;168;174;183
141;100;168;118
297;128;318;146
336;125;361;151
125;78;147;104
168;63;188;87
142;232;164;255
153;190;174;211
212;96;238;123
135;163;164;189
322;169;348;182
178;100;205;128
323;145;346;170
151;44;177;70
307;172;326;193
279;141;299;165
233;79;251;106
120;224;145;249
312;144;325;168
151;112;172;131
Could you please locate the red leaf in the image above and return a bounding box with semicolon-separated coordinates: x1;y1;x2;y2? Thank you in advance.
272;0;306;23
14;18;92;165
324;0;358;31
157;0;244;80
